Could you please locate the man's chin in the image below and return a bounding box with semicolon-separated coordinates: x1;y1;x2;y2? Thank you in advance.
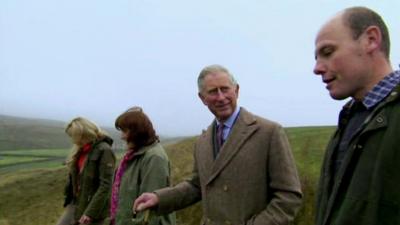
329;92;349;100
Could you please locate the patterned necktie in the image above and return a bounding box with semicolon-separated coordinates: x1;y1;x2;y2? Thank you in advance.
217;123;225;149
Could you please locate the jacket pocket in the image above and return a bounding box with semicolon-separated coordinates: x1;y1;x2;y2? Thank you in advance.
85;153;101;178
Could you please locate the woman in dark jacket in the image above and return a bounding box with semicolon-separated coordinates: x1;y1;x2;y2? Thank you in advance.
57;117;116;225
109;107;175;225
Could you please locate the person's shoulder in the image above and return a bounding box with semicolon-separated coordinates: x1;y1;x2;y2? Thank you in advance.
240;107;282;129
143;142;169;158
196;121;215;140
151;142;165;151
94;141;112;152
385;84;400;104
94;136;113;148
91;137;115;158
89;141;115;161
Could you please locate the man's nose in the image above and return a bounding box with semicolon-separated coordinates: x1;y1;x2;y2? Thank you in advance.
216;89;226;99
313;61;326;76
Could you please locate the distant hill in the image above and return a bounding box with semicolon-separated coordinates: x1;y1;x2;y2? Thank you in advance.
0;114;124;151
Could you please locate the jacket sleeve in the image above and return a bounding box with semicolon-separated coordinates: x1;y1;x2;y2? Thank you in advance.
84;147;116;219
155;149;202;214
138;153;172;194
246;125;303;225
129;153;177;225
63;174;74;207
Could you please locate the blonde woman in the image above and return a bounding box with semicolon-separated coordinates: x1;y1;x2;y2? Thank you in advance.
57;117;116;225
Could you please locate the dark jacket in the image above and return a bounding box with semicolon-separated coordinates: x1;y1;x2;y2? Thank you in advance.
315;85;400;225
114;142;175;225
64;136;116;222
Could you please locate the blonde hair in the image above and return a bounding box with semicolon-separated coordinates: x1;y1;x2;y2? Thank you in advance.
65;117;106;167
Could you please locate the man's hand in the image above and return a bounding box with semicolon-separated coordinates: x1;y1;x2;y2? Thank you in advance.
79;215;92;224
133;193;160;214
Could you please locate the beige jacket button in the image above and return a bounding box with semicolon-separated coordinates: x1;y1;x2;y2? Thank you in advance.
225;220;232;225
223;185;228;191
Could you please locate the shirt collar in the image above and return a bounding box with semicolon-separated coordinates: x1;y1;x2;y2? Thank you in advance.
362;69;400;109
216;106;240;128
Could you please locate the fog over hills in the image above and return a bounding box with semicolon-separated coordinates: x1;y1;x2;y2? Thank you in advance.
0;114;124;150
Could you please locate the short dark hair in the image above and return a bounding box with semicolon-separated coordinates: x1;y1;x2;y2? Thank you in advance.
343;6;390;59
115;106;158;149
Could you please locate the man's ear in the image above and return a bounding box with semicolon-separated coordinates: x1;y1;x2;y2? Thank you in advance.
235;84;240;96
198;92;208;106
363;25;381;54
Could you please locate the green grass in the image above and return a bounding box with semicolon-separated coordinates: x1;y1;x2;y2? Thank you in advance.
287;126;334;177
0;168;66;225
0;161;66;175
164;137;202;225
285;126;335;225
0;156;45;166
0;126;336;225
0;148;69;174
0;149;70;157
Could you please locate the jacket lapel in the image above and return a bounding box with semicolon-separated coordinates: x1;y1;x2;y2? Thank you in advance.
323;134;358;225
206;108;258;185
196;126;216;180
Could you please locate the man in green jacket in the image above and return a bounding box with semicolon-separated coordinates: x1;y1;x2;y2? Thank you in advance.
313;6;400;225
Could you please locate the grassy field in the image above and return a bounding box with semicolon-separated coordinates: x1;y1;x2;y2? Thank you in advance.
286;126;334;225
0;126;335;225
0;156;45;166
0;168;67;225
0;149;70;157
0;149;69;174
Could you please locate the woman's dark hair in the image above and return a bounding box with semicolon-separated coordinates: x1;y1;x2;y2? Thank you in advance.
115;106;158;149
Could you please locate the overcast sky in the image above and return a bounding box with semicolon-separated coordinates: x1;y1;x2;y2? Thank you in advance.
1;0;399;136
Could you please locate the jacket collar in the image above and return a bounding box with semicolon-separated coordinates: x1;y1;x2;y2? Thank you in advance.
197;107;258;185
133;141;159;156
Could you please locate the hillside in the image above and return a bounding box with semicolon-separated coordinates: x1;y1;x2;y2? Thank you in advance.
0;126;336;225
0;137;202;225
0;115;70;150
0;114;124;151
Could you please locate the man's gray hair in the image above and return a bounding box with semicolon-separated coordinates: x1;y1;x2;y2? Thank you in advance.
197;64;237;92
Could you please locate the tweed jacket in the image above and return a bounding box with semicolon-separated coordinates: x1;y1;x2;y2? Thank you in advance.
64;136;116;222
315;85;400;225
156;108;302;225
